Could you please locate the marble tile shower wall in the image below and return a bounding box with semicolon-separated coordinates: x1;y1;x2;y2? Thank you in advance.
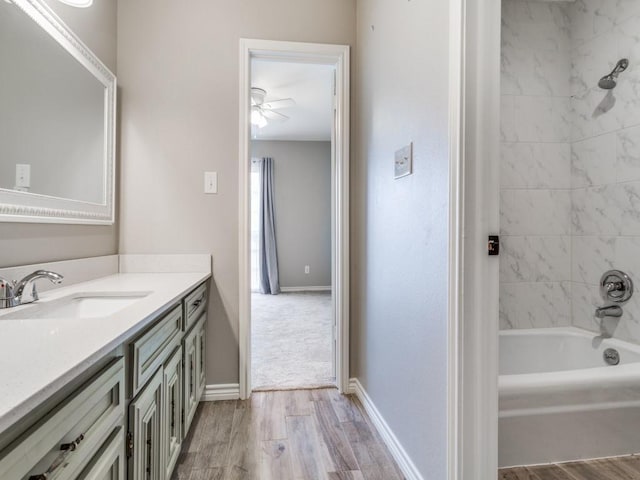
569;0;640;343
500;1;573;330
500;0;640;344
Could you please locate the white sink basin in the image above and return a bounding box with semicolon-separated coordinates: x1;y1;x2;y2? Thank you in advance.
0;292;151;320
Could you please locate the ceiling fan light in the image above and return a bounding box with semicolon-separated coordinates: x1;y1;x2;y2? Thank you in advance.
251;108;268;129
57;0;93;7
251;108;262;125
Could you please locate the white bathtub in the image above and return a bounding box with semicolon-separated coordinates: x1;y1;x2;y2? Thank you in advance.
499;327;640;467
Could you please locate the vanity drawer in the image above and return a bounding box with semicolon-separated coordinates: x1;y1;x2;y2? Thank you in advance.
130;304;182;395
0;357;125;480
183;283;207;332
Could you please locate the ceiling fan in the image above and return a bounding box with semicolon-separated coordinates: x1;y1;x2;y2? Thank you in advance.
251;87;296;128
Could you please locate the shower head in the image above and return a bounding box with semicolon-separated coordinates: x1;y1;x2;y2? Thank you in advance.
598;58;629;90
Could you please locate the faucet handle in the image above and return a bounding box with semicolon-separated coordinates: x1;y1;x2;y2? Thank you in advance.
601;270;633;303
0;277;15;295
0;277;18;308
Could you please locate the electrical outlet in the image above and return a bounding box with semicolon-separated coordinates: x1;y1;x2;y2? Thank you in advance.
304;265;310;274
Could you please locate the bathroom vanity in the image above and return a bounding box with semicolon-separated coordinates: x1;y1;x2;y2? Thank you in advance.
0;256;211;480
0;0;214;476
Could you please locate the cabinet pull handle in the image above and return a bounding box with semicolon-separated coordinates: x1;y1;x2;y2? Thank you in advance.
189;297;203;315
29;433;85;480
60;433;85;451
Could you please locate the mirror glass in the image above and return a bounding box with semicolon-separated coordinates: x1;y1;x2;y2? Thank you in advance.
0;0;115;224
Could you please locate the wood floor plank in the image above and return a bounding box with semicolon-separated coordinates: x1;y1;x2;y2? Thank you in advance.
286;414;328;480
560;460;627;480
500;457;640;480
193;400;237;469
173;390;403;480
312;399;359;472
328;471;366;480
497;467;532;480
226;403;261;477
259;440;294;480
341;419;403;480
172;451;197;480
188;467;225;480
589;458;640;479
184;402;211;453
525;464;578;480
237;391;265;410
224;465;257;480
617;455;640;474
284;389;314;416
260;391;288;441
326;389;364;423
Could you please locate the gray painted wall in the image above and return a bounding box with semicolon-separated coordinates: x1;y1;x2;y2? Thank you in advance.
0;0;117;268
352;0;450;477
252;141;331;289
116;0;356;386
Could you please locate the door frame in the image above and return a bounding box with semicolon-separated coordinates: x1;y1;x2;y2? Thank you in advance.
449;0;501;478
238;39;350;399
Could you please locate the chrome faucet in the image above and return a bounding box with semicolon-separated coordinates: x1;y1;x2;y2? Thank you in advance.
595;305;623;318
0;270;64;309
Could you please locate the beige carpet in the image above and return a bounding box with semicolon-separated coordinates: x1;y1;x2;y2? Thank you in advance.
251;291;335;391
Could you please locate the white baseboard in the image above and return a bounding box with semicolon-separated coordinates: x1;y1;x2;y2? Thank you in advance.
348;378;424;480
201;383;240;401
280;286;332;292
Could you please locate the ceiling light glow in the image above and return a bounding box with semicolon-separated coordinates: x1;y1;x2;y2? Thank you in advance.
251;108;268;129
57;0;93;7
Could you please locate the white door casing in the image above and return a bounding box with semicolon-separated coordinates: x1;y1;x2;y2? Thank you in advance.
238;39;350;399
449;0;501;478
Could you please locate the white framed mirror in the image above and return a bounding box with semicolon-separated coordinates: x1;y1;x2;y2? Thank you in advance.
0;0;116;224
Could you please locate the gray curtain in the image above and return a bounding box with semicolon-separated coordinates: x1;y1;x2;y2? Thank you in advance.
259;157;280;294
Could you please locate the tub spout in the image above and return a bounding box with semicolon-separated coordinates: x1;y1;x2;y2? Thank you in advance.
595;305;623;318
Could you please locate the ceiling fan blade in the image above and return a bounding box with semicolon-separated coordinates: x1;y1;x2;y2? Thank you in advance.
262;109;289;123
262;98;296;110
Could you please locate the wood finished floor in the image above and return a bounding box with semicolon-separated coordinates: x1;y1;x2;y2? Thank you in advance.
171;388;406;480
499;455;640;480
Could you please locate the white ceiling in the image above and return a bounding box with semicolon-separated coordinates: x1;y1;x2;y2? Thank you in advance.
250;59;334;142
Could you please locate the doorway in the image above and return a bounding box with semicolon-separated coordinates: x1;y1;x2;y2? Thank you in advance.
238;39;350;399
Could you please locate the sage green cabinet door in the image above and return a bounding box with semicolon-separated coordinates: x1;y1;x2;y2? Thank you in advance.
196;318;206;401
77;427;125;480
128;368;163;480
163;346;183;480
182;325;198;435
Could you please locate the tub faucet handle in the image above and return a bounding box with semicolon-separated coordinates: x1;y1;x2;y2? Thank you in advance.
600;270;633;304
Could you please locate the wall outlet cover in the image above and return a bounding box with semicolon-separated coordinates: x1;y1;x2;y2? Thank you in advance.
394;143;413;179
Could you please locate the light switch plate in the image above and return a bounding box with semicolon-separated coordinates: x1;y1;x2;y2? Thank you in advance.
394;143;413;179
15;164;31;188
204;171;217;194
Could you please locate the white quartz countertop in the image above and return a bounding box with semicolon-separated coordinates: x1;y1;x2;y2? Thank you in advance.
0;271;210;435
